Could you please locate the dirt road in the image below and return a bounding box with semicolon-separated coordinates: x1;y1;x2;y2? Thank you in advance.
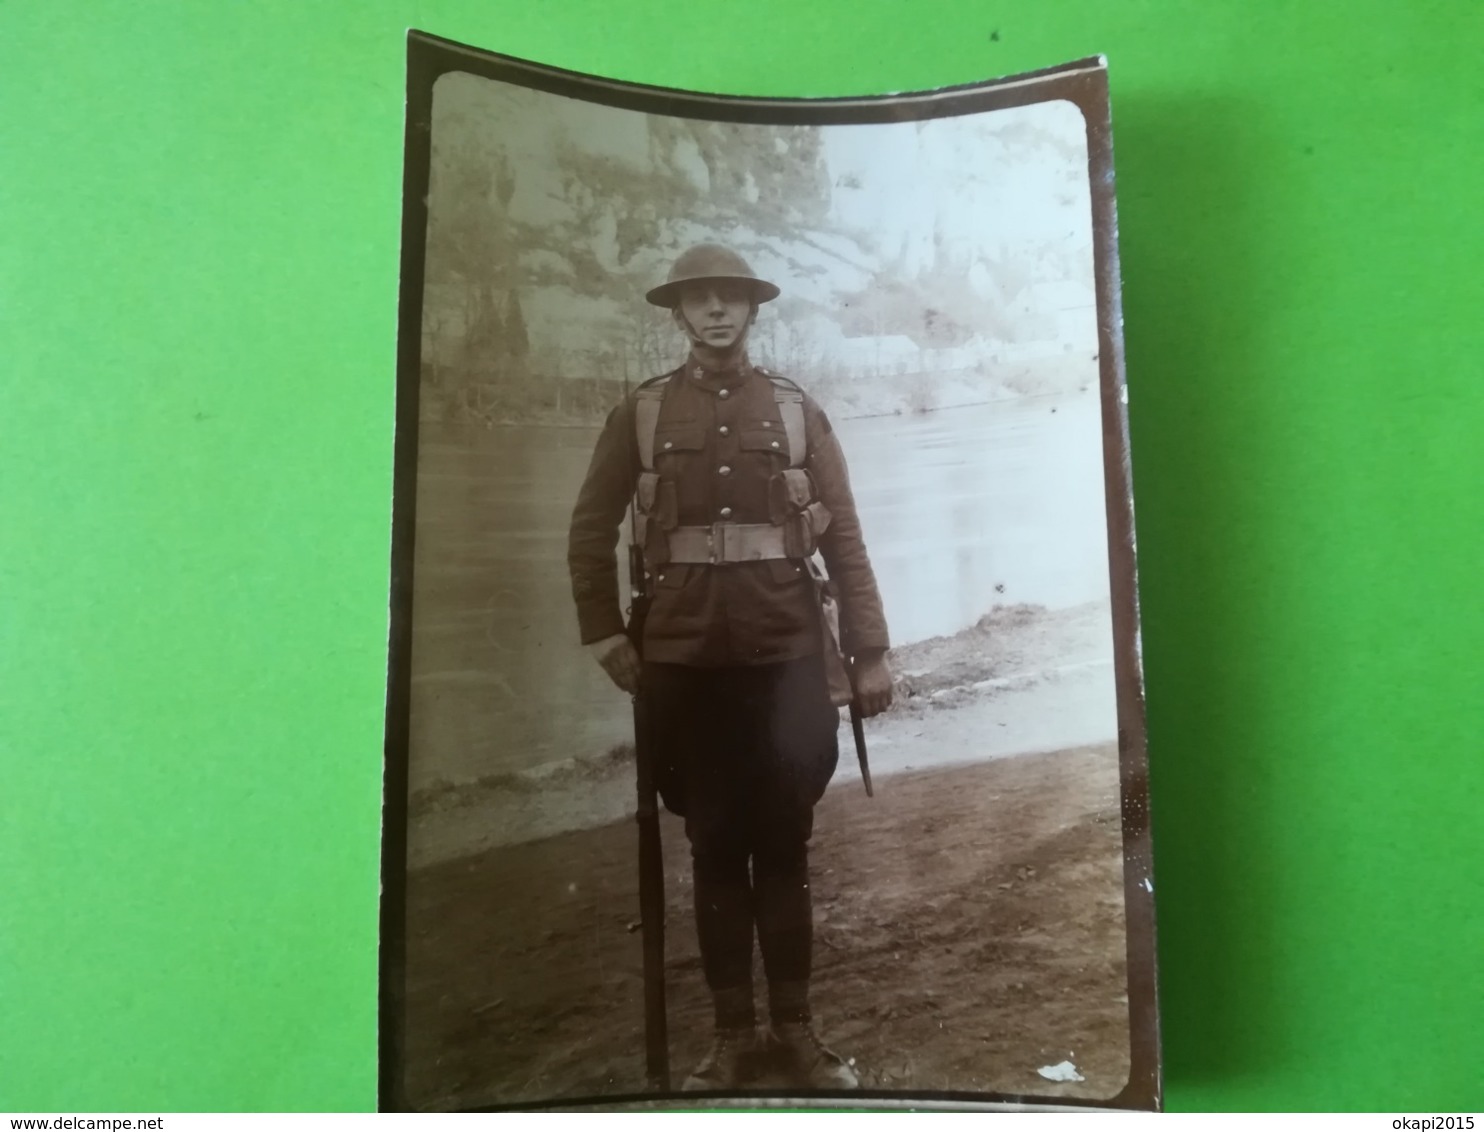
402;740;1130;1110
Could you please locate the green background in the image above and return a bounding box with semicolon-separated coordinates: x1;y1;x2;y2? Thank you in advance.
4;0;1481;1113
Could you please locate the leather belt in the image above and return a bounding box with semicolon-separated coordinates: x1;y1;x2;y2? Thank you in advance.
666;522;790;563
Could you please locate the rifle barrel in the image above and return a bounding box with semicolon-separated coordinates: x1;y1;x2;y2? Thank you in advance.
632;667;670;1090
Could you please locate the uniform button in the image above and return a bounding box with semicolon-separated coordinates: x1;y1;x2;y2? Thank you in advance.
718;388;730;399
657;573;666;582
662;440;673;450
719;425;730;436
719;507;733;518
761;421;772;428
771;440;780;449
718;465;731;476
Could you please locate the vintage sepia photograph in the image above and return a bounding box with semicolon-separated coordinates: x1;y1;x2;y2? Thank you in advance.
382;33;1157;1112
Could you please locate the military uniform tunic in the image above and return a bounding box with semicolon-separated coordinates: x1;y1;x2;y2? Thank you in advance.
568;357;890;665
568;349;892;1010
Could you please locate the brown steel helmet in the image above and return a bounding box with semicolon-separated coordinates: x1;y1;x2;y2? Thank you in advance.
644;243;781;308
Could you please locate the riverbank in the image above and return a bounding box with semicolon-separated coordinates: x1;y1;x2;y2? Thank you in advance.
403;741;1129;1110
406;599;1116;867
419;358;1097;429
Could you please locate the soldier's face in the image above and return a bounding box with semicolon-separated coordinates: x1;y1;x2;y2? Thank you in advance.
674;281;756;350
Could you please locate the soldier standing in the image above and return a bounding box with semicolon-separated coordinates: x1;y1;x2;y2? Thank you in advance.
568;244;893;1091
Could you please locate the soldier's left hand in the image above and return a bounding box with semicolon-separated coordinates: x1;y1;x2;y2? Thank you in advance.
853;651;894;718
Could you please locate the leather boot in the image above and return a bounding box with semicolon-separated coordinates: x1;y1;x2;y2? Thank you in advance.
681;1026;760;1091
767;1020;860;1089
682;985;760;1091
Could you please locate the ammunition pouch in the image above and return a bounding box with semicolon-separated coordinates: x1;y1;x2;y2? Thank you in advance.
768;468;816;522
642;514;670;569
804;499;831;538
768;469;832;557
634;472;678;529
637;459;832;566
636;471;681;571
782;513;813;558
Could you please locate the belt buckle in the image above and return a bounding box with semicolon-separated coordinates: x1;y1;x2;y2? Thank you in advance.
710;521;728;564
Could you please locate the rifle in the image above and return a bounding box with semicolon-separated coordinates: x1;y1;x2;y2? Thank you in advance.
626;411;670;1092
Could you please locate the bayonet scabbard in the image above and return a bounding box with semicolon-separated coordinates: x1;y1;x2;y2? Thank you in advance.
849;697;873;797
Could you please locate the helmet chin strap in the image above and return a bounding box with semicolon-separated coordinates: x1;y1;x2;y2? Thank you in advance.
677;305;758;370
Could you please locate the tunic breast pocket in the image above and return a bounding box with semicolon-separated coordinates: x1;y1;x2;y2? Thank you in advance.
653;423;705;460
651;423;704;529
739;425;790;463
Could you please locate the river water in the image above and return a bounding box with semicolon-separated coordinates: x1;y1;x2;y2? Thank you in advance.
405;390;1113;792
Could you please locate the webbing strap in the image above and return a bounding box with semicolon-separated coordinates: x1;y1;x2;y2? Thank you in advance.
774;391;806;469
634;386;666;471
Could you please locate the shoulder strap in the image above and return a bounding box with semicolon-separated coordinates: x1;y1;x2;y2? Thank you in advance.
766;373;807;469
633;375;671;471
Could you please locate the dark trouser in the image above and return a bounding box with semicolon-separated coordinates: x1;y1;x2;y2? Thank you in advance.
643;654;840;1024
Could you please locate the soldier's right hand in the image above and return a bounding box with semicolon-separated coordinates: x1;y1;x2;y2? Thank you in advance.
588;633;641;695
